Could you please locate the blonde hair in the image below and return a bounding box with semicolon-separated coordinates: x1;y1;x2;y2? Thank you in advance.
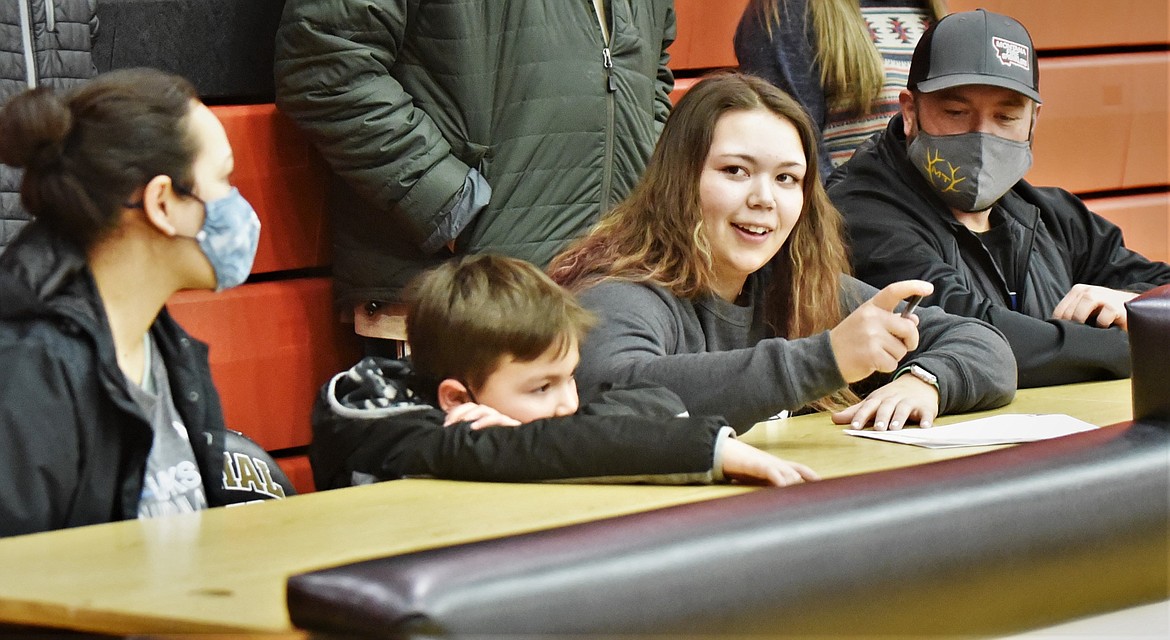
757;0;948;113
550;72;857;409
407;254;595;391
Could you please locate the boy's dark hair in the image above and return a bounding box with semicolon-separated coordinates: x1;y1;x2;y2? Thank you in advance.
406;254;595;392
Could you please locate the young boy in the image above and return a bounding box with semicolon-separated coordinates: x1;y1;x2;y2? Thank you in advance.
310;254;818;489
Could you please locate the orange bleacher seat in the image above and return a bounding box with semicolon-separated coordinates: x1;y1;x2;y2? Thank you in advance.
669;77;700;105
167;279;360;453
1087;193;1170;265
947;0;1169;50
168;279;360;495
276;455;316;495
211;104;331;275
1029;53;1169;193
669;0;750;71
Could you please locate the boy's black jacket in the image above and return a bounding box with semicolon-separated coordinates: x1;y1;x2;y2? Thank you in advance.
310;357;732;490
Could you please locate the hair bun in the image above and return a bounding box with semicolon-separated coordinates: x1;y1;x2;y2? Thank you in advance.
0;86;73;170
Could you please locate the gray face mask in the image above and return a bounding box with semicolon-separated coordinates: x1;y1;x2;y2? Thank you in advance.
907;130;1032;213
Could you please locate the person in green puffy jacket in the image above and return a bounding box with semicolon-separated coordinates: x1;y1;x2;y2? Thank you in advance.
274;0;675;354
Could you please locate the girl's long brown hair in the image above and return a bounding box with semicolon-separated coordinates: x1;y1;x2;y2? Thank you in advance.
550;71;858;409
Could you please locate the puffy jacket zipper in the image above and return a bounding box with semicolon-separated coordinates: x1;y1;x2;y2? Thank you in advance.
600;47;615;212
19;0;38;88
592;0;617;213
46;1;57;32
591;1;615;93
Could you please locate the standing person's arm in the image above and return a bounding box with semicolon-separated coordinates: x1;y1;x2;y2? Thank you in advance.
653;2;677;131
273;0;486;253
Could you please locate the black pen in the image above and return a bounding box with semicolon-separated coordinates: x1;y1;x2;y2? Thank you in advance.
901;295;923;318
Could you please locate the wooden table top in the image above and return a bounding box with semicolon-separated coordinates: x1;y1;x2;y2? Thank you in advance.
742;378;1134;477
0;379;1132;635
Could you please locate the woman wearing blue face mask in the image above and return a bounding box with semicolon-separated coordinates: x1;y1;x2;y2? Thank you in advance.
0;68;264;537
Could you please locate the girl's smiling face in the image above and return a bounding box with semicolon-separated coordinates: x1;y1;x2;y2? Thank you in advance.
698;108;807;302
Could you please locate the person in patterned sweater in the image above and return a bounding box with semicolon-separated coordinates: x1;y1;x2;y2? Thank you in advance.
735;0;948;181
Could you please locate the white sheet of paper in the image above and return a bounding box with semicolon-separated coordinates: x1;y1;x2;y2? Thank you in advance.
842;413;1100;449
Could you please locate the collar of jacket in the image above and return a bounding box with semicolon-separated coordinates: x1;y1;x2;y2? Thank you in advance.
0;221;102;326
0;221;149;415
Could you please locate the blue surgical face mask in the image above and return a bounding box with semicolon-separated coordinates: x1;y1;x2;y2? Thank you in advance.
184;187;261;291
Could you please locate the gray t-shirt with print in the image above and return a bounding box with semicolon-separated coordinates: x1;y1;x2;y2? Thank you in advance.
127;336;208;518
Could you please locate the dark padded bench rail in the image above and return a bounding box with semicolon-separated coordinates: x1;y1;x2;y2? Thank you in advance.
286;291;1170;638
1130;284;1170;424
287;421;1169;637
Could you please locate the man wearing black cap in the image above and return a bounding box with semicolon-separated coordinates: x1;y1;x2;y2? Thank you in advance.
828;9;1170;388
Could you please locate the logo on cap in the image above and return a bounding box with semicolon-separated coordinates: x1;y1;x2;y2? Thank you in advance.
992;36;1030;71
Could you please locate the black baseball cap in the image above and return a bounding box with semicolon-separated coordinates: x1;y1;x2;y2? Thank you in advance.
908;9;1042;103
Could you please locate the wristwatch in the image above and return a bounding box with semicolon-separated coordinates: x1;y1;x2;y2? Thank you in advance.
897;364;939;389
